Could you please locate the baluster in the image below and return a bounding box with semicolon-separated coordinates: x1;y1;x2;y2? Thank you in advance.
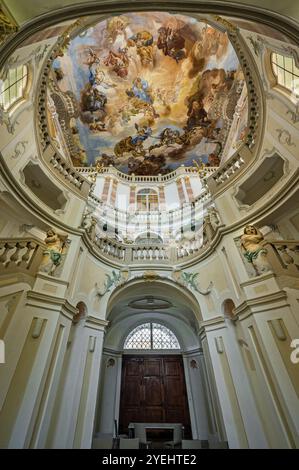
290;246;299;268
0;243;14;264
14;241;27;265
277;245;294;266
21;241;37;265
2;242;19;266
0;241;6;259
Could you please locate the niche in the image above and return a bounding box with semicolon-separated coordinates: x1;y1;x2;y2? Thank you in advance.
223;299;236;319
235;153;285;206
22;162;67;211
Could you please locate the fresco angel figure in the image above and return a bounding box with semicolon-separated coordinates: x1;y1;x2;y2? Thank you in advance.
103;48;130;78
127;31;154;65
157;26;186;62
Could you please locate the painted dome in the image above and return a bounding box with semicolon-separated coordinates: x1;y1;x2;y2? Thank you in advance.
49;12;248;175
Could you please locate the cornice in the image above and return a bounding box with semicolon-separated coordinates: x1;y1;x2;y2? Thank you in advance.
26;289;78;318
182;347;203;356
80;163;299;268
198;315;226;332
85;315;109;331
233;290;289;318
103;347;123;357
35;272;69;286
1;1;299;271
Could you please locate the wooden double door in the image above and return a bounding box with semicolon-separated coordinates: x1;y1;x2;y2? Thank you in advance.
119;355;191;435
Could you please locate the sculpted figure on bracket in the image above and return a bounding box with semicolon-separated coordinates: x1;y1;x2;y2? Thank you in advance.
40;229;69;276
241;225;271;276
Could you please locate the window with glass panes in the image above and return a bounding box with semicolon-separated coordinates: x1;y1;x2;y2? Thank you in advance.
124;322;180;350
136;188;159;211
271;53;299;95
0;65;28;111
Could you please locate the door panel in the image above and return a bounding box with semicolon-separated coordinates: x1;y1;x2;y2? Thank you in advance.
144;358;161;376
164;376;185;406
119;355;191;435
144;376;163;405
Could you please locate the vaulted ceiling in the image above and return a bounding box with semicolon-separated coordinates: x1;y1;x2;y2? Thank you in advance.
49;11;247;174
2;0;299;25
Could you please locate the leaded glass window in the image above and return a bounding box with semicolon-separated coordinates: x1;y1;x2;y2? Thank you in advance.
124;322;180;350
271;53;299;95
0;65;28;111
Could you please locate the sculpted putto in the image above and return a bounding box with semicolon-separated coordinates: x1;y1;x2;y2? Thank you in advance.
40;229;68;275
240;225;271;275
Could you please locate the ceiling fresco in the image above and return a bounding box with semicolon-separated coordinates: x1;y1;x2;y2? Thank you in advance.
49;12;248;175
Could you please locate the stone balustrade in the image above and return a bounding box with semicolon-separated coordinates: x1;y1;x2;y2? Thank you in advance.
77;164;219;184
132;245;169;263
43;145;91;197
95;237;126;261
0;238;45;276
93;236;171;264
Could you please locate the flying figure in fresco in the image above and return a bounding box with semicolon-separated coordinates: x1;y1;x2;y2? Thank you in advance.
186;99;211;130
124;77;159;121
80;64;116;129
157;26;186;62
114;124;152;158
127;31;154;65
149;127;182;151
103;48;130;78
127;77;153;103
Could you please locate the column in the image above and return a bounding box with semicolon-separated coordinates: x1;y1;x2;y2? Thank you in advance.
200;317;269;448
101;177;111;204
50;316;107;449
110;178;118;207
129;184;136;208
158;185;165;207
235;288;299;448
184;176;194;202
176;178;186;205
0;291;74;448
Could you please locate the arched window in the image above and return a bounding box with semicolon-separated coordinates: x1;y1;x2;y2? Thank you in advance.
124;322;180;350
136;188;159;211
271;52;299;95
0;65;29;111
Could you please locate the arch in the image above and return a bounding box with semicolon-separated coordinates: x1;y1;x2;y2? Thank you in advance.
97;279;210;442
106;276;202;323
2;2;299;70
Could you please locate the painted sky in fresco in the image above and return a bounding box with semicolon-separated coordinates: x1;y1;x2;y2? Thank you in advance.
51;12;248;175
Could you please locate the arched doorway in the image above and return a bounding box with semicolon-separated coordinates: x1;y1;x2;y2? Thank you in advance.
119;322;191;439
94;279;213;445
